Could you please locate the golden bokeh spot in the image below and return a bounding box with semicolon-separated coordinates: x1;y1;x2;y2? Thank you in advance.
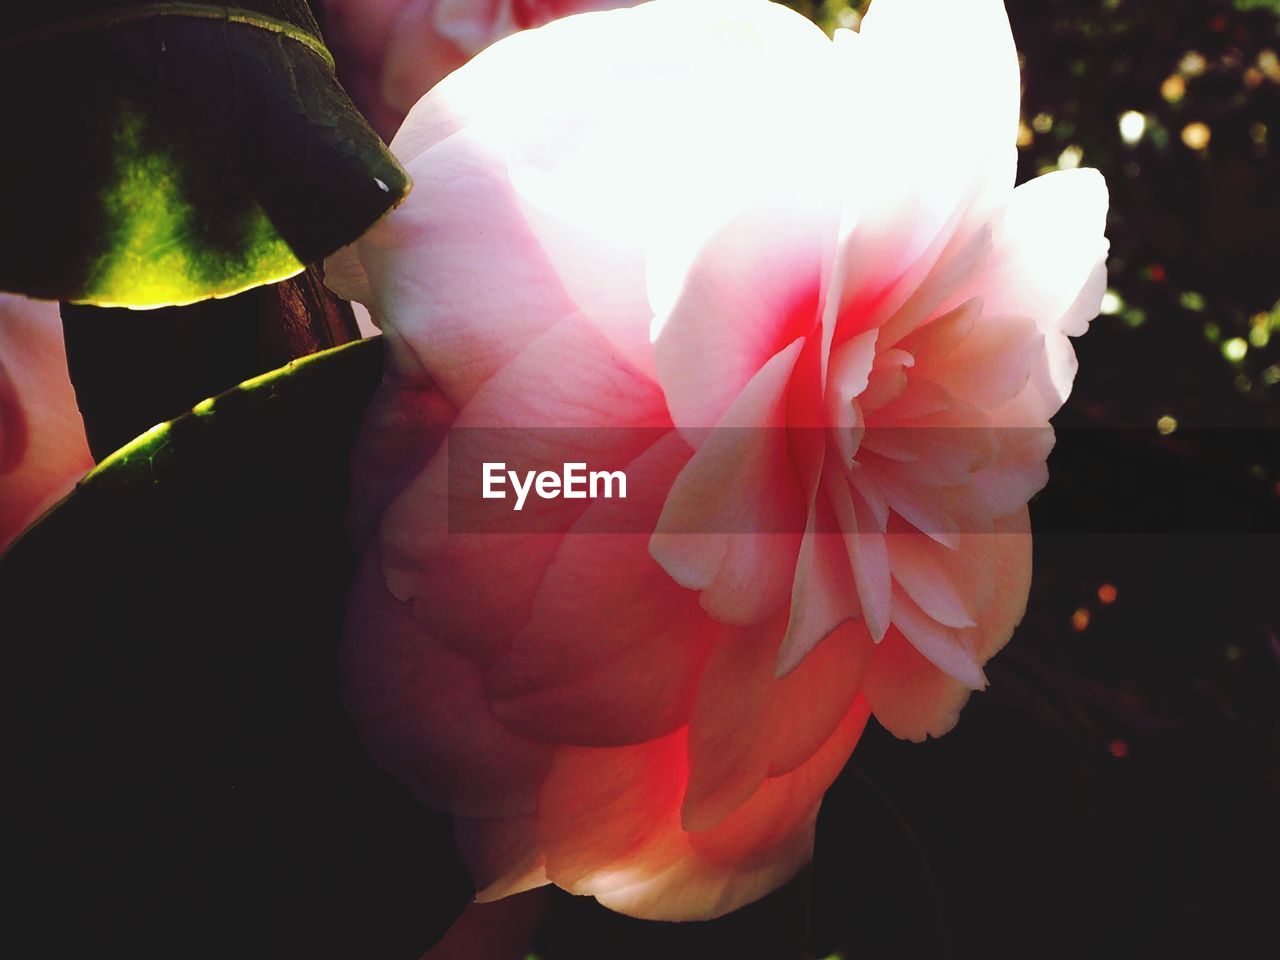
1180;121;1211;150
1179;51;1207;77
1161;74;1186;103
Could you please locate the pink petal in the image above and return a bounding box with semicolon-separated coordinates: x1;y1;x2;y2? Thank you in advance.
963;169;1110;413
615;696;868;920
959;508;1033;663
687;696;871;866
494;0;834;375
539;732;688;893
346;375;455;551
826;472;892;642
869;219;997;352
891;587;987;690
858;348;915;414
863;381;1001;490
971;413;1056;516
651;194;831;433
684;619;872;831
868;460;966;548
680;619;782;833
321;0;413;138
347;128;583;407
974;169;1110;333
861;627;971;743
828;0;1019;341
775;488;860;677
0;295;92;551
538;697;871;921
886;528;994;630
458;814;549;902
650;339;808;626
824;329;878;467
854;0;1020;242
902;304;1045;413
378;312;669;664
343;549;555;819
485;433;719;746
866;510;1031;740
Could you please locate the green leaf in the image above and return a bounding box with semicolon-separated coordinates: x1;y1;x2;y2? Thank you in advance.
0;338;469;959
0;2;410;308
61;264;363;460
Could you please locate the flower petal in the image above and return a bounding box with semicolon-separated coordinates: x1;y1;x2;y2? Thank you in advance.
651;194;831;434
963;168;1109;413
866;510;1031;740
854;0;1020;241
0;295;92;550
828;0;1019;341
377;312;668;664
498;0;834;373
349;128;583;406
459;814;549;903
973;169;1110;334
861;626;969;743
891;587;987;691
343;549;556;819
485;433;719;746
650;339;808;626
827;472;892;642
887;529;992;630
775;485;860;677
684;619;872;831
539;696;871;921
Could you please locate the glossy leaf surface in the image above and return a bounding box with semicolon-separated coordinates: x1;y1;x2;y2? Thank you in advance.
0;2;410;307
0;339;469;959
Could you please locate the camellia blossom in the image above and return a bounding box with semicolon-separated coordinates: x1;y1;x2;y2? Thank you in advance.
0;294;93;551
331;0;1109;921
323;0;635;137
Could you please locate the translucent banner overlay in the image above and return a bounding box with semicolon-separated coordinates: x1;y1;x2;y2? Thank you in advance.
430;427;1280;535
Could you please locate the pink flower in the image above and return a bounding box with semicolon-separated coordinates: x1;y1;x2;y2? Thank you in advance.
332;0;1108;921
0;294;93;551
322;0;636;137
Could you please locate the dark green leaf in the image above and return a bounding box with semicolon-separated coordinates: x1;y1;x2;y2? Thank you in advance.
61;263;362;460
0;2;410;307
0;338;469;959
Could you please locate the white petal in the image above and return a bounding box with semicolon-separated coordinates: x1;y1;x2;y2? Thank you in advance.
969;168;1110;342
